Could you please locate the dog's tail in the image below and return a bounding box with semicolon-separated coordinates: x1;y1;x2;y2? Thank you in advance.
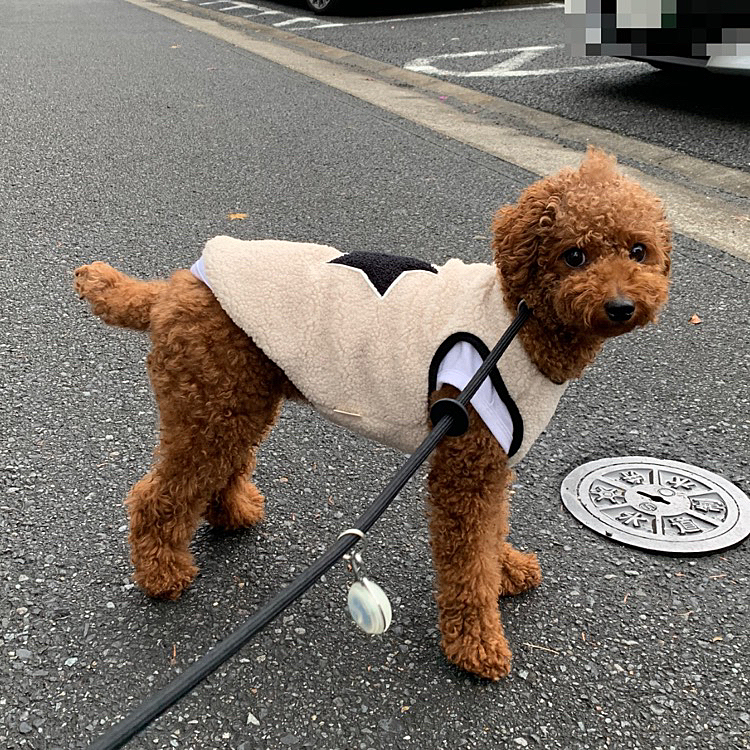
73;262;167;331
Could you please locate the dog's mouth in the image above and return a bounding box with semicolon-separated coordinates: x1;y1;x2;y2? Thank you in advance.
594;303;651;337
554;295;654;338
599;319;639;337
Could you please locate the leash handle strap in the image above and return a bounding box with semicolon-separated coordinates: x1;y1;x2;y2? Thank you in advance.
88;300;531;750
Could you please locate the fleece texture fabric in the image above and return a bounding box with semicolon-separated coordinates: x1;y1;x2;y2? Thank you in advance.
193;236;567;465
193;254;518;454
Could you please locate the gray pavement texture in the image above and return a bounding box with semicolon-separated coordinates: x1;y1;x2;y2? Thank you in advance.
191;0;750;174
1;1;749;750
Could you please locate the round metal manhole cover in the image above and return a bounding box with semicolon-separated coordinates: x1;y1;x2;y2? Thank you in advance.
561;457;750;555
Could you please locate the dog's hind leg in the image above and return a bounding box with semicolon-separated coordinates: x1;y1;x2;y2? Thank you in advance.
426;387;514;679
126;272;291;599
202;348;303;532
497;542;542;596
74;261;166;331
201;423;279;531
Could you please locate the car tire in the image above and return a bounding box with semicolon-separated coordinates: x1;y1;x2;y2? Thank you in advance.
305;0;344;14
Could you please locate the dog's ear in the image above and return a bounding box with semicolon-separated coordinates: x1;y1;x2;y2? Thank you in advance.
492;183;560;302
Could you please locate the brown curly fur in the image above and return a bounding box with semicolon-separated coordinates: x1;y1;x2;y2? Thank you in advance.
73;148;671;680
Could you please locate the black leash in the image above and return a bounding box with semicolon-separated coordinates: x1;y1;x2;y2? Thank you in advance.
88;300;531;750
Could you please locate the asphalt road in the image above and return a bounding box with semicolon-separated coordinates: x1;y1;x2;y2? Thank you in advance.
175;0;750;174
1;1;749;750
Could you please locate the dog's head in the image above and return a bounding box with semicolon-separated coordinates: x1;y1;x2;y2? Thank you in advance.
492;147;671;339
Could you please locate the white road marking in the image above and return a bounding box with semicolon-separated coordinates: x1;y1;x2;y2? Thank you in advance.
405;45;634;78
273;16;337;28
186;0;329;27
304;3;562;31
182;0;561;32
198;0;257;8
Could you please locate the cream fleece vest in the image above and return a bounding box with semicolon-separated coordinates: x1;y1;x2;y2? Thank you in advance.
197;236;567;465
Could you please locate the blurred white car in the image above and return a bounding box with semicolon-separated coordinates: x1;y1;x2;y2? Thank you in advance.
627;54;750;74
565;0;750;75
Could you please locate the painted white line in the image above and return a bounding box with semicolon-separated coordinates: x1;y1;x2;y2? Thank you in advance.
406;61;632;78
305;3;562;31
184;0;561;32
258;5;565;31
405;45;634;78
187;0;336;29
274;16;337;28
283;20;345;29
244;10;284;18
198;0;257;8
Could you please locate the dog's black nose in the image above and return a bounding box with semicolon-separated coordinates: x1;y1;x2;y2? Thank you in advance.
605;297;635;322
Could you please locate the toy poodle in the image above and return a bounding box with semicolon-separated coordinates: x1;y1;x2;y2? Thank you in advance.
73;147;671;679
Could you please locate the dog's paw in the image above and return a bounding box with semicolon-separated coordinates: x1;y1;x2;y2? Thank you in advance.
133;558;198;601
498;547;542;596
442;629;513;680
204;480;265;530
73;261;119;300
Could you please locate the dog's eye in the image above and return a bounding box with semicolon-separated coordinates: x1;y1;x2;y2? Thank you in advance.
562;247;586;268
630;243;647;262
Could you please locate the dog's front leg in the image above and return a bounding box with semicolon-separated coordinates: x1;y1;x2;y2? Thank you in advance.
426;389;515;679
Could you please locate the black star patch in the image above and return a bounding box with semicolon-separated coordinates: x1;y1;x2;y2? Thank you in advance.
328;251;437;297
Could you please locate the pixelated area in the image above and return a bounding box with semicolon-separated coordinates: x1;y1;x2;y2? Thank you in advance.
565;0;750;57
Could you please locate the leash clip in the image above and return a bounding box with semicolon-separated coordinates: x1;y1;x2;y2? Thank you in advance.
337;529;392;635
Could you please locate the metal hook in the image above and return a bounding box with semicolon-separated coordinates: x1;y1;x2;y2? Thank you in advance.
337;527;366;545
337;528;367;577
336;527;392;634
349;551;366;581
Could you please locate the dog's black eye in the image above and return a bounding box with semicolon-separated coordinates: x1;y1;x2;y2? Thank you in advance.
630;243;647;262
563;247;586;268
